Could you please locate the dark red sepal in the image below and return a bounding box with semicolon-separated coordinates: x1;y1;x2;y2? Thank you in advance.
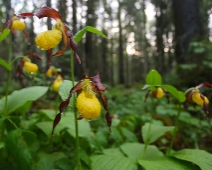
196;82;212;89
200;94;210;118
53;49;66;57
35;6;62;21
15;59;25;77
52;113;62;136
17;13;34;19
23;29;30;43
26;52;43;60
75;53;81;64
144;90;151;102
106;112;112;133
47;49;52;64
91;73;106;92
76;115;84;120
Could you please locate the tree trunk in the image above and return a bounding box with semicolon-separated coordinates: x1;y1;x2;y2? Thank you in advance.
155;1;167;72
72;0;77;34
173;0;203;64
46;0;52;30
85;0;96;76
118;0;124;84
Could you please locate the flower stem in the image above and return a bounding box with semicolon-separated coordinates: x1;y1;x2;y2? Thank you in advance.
70;51;82;170
166;104;181;155
4;35;13;116
141;115;152;158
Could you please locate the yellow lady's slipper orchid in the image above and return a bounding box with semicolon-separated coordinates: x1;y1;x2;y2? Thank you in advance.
35;29;62;50
12;19;25;30
76;91;101;120
15;53;42;77
192;90;209;106
153;87;164;99
186;82;212;118
53;75;63;92
52;73;112;135
46;66;55;77
34;6;81;63
24;61;38;73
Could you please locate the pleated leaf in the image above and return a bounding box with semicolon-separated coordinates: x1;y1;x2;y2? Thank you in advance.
5;130;38;170
138;157;199;170
0;86;48;114
120;142;163;160
74;26;107;43
36;112;91;138
142;123;174;144
171;149;212;170
91;154;137;170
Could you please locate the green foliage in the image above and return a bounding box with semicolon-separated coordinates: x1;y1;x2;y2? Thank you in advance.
171;149;212;170
5;130;38;170
120;143;163;159
143;70;186;103
0;86;48;114
36;110;91;138
91;154;138;170
74;26;107;43
0;28;10;42
0;58;11;71
142;123;175;144
145;69;162;85
138;157;199;170
0;4;211;168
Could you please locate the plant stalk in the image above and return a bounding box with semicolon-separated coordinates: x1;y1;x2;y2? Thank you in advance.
166;104;181;155
70;51;82;170
141;116;152;158
4;35;13;116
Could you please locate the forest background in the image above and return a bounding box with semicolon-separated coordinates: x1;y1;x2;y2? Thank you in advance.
1;0;212;88
1;0;212;169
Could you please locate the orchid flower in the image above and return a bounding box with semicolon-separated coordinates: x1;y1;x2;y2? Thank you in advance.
16;52;42;77
186;82;212;118
34;6;80;63
52;73;112;135
0;13;34;42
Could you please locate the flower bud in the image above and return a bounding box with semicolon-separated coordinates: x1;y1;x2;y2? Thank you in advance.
12;20;25;30
53;75;63;92
24;62;38;73
35;29;62;50
76;91;101;120
46;66;55;77
153;87;164;99
192;91;209;106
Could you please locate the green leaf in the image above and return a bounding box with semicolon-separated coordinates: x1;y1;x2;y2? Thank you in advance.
0;58;11;71
34;152;66;170
5;130;38;170
0;86;48;114
59;80;77;102
171;149;212;170
74;26;107;43
184;87;196;94
146;70;162;85
138;157;199;170
103;148;125;157
39;109;57;120
142;123;174;144
36;112;91;138
120;142;163;160
91;154;137;170
0;28;10;42
161;85;186;103
119;127;138;142
142;84;151;90
0;142;5;149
